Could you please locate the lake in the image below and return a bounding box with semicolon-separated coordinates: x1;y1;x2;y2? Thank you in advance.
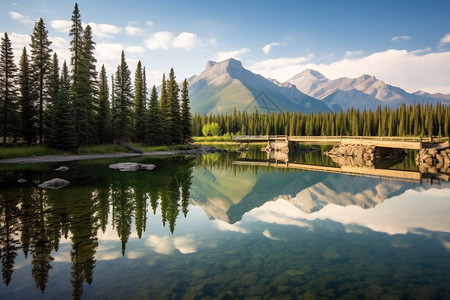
0;146;449;299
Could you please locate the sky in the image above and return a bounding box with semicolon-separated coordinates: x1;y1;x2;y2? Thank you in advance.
1;0;450;93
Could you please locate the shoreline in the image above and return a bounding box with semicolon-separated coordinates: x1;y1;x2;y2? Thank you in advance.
0;148;222;164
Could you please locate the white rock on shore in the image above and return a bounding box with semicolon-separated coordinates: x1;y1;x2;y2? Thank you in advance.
109;162;156;171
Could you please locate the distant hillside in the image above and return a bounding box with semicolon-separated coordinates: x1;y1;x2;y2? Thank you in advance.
188;59;330;114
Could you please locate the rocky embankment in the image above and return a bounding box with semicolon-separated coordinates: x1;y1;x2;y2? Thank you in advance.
415;148;450;173
325;144;406;167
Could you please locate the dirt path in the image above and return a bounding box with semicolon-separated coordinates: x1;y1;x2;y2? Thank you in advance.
0;150;199;164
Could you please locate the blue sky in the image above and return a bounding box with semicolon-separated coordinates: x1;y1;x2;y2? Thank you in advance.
2;0;450;93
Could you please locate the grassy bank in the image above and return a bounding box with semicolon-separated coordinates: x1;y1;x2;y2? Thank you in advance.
0;144;130;159
193;136;233;143
129;143;191;152
0;143;195;160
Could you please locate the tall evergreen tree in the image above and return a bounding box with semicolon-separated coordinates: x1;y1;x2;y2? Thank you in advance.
145;85;161;145
47;61;77;151
69;4;97;145
180;78;192;144
0;32;19;143
69;3;83;76
45;53;60;140
133;61;146;142
158;74;170;143
112;51;133;141
30;18;53;144
166;68;181;144
97;65;111;143
18;47;37;145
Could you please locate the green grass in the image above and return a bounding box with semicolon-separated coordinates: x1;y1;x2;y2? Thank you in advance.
193;136;233;142
0;145;63;159
77;144;128;155
0;143;193;160
129;143;191;152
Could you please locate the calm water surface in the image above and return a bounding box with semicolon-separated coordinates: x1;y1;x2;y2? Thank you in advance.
0;146;449;299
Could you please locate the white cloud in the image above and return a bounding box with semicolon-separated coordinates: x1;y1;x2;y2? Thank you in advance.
262;42;283;55
439;33;450;45
249;49;450;93
95;42;124;61
391;35;411;42
214;48;251;62
145;70;164;87
50;19;72;33
145;31;200;50
411;47;432;55
126;45;145;54
126;21;144;36
146;21;155;27
88;22;122;39
9;32;30;50
145;31;174;50
344;50;364;58
9;11;34;26
173;32;199;50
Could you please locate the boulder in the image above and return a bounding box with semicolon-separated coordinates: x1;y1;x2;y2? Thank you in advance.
38;178;70;189
109;162;156;171
55;166;70;172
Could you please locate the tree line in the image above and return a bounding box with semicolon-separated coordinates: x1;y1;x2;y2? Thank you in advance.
0;3;192;151
193;103;450;138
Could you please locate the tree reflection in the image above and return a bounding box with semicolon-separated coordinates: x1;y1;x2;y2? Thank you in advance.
0;156;195;298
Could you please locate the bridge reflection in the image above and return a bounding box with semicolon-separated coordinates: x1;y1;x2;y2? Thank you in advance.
232;150;449;183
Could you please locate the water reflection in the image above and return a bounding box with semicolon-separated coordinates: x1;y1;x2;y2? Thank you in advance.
0;156;194;298
0;149;449;299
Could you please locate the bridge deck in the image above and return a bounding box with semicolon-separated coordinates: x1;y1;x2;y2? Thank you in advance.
231;135;449;150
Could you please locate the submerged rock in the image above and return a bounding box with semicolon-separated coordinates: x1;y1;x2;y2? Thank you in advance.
38;178;70;189
109;162;156;171
55;166;70;172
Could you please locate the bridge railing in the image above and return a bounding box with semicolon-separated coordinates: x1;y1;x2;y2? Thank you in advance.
232;135;448;143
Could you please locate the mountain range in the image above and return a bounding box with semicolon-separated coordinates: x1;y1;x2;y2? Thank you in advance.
187;58;450;114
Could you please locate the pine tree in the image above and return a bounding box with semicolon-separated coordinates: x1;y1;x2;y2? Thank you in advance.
69;4;97;145
69;3;82;76
133;61;146;142
145;86;161;145
180;78;192;144
47;61;77;151
158;74;170;143
0;32;19;143
18;47;37;145
30;18;53;144
45;53;59;140
112;51;133;141
166;68;181;144
97;65;111;143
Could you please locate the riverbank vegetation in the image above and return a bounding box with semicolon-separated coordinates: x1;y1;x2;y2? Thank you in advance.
193;103;449;138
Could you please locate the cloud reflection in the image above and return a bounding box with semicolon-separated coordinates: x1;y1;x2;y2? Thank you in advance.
213;220;250;233
246;188;450;235
146;234;198;255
